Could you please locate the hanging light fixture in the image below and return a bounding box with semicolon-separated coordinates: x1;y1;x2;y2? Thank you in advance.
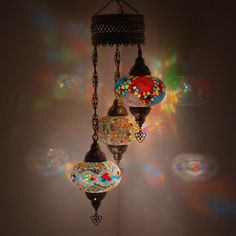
70;45;121;225
98;99;139;164
71;144;121;193
70;0;158;225
98;46;138;164
115;46;166;142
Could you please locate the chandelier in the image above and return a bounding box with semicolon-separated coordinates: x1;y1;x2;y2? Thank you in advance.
70;0;165;225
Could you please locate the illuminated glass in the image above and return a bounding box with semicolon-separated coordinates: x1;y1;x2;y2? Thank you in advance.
71;161;121;193
115;75;166;107
98;116;139;146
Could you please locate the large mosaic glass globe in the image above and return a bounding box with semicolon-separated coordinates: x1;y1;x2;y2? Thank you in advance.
71;161;121;193
115;75;166;107
98;116;139;146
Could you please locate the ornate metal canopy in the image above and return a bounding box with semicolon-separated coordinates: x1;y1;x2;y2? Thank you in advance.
91;0;145;46
91;14;145;46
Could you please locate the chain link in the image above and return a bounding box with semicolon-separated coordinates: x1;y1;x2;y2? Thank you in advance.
92;45;99;142
114;45;121;83
94;0;140;16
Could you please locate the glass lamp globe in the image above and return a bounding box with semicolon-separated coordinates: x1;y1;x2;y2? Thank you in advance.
115;75;166;107
70;142;121;193
98;99;139;163
98;115;139;146
71;160;121;193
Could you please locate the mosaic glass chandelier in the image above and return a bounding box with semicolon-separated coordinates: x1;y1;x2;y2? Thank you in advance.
70;0;162;225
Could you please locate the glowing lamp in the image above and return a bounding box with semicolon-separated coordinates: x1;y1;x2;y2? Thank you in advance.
71;161;121;193
115;75;165;107
70;142;121;224
98;100;138;146
98;115;138;145
115;47;166;142
71;143;121;193
98;99;138;164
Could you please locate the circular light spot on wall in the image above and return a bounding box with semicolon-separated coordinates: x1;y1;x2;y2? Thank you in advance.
172;153;218;182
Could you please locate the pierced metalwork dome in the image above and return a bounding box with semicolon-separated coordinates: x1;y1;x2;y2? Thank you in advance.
91;14;145;46
91;0;145;46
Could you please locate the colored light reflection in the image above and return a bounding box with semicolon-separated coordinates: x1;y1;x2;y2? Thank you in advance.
149;53;183;86
26;148;69;176
205;196;236;219
33;72;92;110
147;54;184;114
163;68;184;91
33;97;52;110
30;3;56;31
30;3;92;110
176;77;210;106
172;153;218;182
52;74;80;100
160;90;179;114
148;52;211;110
143;115;167;141
173;177;236;219
64;160;77;179
143;161;165;187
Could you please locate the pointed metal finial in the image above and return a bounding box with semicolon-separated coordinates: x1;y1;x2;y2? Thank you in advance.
91;211;103;225
135;129;146;143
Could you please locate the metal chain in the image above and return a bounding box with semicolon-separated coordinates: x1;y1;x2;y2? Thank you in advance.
92;45;99;142
137;43;142;57
94;0;140;16
114;45;121;83
117;0;124;14
121;0;140;14
94;0;114;15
